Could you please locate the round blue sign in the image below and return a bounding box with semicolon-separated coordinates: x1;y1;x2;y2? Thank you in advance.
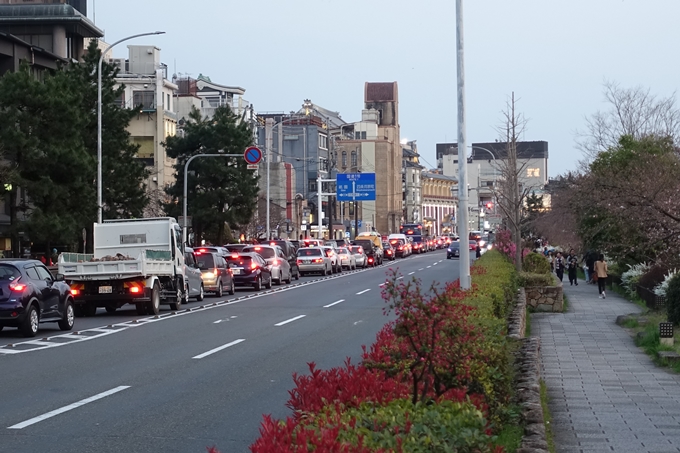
244;146;262;164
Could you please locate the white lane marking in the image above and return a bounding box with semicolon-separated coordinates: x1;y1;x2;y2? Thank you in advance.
433;263;438;266
397;276;404;280
274;315;306;326
354;320;364;325
356;289;371;295
323;299;345;308
192;339;245;359
408;272;415;275
418;268;424;271
7;386;130;430
426;266;432;269
213;320;222;324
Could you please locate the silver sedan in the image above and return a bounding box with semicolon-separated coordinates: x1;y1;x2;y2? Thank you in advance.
337;247;357;270
349;246;368;269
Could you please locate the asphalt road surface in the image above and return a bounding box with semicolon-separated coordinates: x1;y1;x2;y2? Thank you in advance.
0;249;460;453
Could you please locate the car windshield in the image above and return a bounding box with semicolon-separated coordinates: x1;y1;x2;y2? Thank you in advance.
0;264;20;280
411;236;423;243
298;248;322;257
338;248;348;255
245;247;275;259
195;254;216;270
349;246;364;254
450;242;460;248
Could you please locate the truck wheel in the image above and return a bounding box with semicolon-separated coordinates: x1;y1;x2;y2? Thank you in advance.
58;300;75;331
169;288;182;311
285;270;292;284
84;303;97;317
265;275;272;289
197;284;205;301
146;283;160;315
20;304;39;337
136;303;147;315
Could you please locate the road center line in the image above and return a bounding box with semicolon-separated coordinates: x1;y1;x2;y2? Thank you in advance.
408;272;415;275
356;289;371;295
418;268;424;271
275;315;306;326
426;266;432;269
193;339;245;359
324;299;345;308
8;386;131;430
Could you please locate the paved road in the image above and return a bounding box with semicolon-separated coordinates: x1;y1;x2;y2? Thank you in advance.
0;250;458;453
534;279;680;453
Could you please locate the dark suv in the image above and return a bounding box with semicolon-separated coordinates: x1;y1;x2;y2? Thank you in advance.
0;259;75;337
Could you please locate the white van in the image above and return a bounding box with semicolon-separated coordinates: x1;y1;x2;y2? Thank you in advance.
387;234;411;257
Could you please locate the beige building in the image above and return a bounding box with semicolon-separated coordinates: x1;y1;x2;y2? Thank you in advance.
334;82;402;235
111;45;178;215
421;172;457;236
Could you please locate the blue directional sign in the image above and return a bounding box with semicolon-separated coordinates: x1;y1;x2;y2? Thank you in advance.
336;173;376;201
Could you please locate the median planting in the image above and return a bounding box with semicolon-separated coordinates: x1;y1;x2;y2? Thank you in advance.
245;250;518;452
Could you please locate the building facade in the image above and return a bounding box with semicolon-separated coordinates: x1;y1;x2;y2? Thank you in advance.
402;140;423;224
421;171;457;236
111;45;178;215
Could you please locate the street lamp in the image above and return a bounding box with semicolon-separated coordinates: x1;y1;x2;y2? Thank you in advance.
470;145;498;219
97;31;165;224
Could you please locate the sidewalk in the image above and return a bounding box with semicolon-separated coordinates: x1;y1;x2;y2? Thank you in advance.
532;278;680;453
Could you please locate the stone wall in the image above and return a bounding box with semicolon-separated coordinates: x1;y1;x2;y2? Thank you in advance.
516;337;549;453
508;288;527;339
525;276;563;312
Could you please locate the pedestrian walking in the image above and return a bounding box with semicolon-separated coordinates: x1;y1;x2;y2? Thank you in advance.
585;251;595;284
475;244;482;259
594;254;608;298
566;249;579;286
548;251;554;272
554;252;565;282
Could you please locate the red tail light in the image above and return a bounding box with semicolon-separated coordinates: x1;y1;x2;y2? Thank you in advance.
70;289;80;296
368;257;374;263
130;286;141;294
9;279;26;292
251;263;259;270
272;259;278;266
312;258;323;263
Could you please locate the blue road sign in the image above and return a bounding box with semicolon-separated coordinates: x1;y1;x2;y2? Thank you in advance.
357;220;362;228
336;173;376;201
244;146;262;164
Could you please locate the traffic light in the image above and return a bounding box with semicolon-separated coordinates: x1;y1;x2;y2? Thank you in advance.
485;202;493;209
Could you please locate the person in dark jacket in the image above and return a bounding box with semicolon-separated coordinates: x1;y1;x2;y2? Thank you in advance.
554;252;565;282
566;249;579;286
585;251;596;284
475;244;482;259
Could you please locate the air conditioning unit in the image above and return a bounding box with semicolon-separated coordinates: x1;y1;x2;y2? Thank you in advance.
108;58;127;74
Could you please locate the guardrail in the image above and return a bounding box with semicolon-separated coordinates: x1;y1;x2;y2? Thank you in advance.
636;284;666;310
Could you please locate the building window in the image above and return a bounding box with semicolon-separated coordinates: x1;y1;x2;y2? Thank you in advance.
113;92;125;108
166;93;171;110
527;168;540;177
342;151;347;167
318;134;328;150
351;150;357;167
308;179;317;193
133;90;155;110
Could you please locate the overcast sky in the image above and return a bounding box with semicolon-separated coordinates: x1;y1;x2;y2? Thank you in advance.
90;0;679;177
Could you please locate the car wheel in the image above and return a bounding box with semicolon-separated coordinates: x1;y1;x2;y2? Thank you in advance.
229;280;235;295
136;303;147;315
254;276;262;291
58;300;75;331
265;275;272;289
146;283;160;316
105;305;117;314
197;284;205;301
20;304;39;337
326;265;331;275
275;270;282;285
216;280;223;298
285;270;292;284
299;271;305;277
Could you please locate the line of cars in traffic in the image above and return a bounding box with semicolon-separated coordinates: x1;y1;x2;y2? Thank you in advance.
446;232;493;259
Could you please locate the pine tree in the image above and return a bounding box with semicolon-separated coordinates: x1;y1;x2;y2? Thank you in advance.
164;106;259;245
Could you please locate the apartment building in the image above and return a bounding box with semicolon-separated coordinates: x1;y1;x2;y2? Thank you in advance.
421;171;457;236
402;140;423;224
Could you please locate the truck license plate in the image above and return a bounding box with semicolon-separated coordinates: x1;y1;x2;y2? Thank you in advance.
98;286;112;294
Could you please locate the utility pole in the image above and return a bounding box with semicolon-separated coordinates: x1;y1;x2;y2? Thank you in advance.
328;138;335;240
456;0;471;289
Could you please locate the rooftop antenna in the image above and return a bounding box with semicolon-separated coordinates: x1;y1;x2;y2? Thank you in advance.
93;0;96;24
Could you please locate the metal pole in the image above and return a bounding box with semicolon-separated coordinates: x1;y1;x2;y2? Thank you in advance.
96;31;165;224
183;153;242;247
456;0;471;289
317;171;322;239
265;118;273;240
353;181;357;237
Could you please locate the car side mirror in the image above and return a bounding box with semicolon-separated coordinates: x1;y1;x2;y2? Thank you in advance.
55;274;65;282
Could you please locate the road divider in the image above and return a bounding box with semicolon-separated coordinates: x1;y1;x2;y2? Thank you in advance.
8;385;130;430
192;339;246;359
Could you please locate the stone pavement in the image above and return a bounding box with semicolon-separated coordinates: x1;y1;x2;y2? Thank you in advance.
532;278;680;453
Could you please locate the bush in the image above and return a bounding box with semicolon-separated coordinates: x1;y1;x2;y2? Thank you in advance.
522;252;550;274
638;264;669;290
518;272;554;287
620;263;650;297
666;273;680;325
654;269;678;297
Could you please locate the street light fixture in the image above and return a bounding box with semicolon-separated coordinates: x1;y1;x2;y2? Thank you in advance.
97;31;165;224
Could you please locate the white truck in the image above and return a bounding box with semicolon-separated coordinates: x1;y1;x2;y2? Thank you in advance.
58;218;188;316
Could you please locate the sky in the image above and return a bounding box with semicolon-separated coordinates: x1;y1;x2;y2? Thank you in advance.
89;0;680;178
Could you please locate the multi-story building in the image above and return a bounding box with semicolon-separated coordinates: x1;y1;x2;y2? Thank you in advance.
333;82;402;235
174;74;252;128
437;141;549;230
110;45;178;215
402;140;423;224
421;171;457;236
